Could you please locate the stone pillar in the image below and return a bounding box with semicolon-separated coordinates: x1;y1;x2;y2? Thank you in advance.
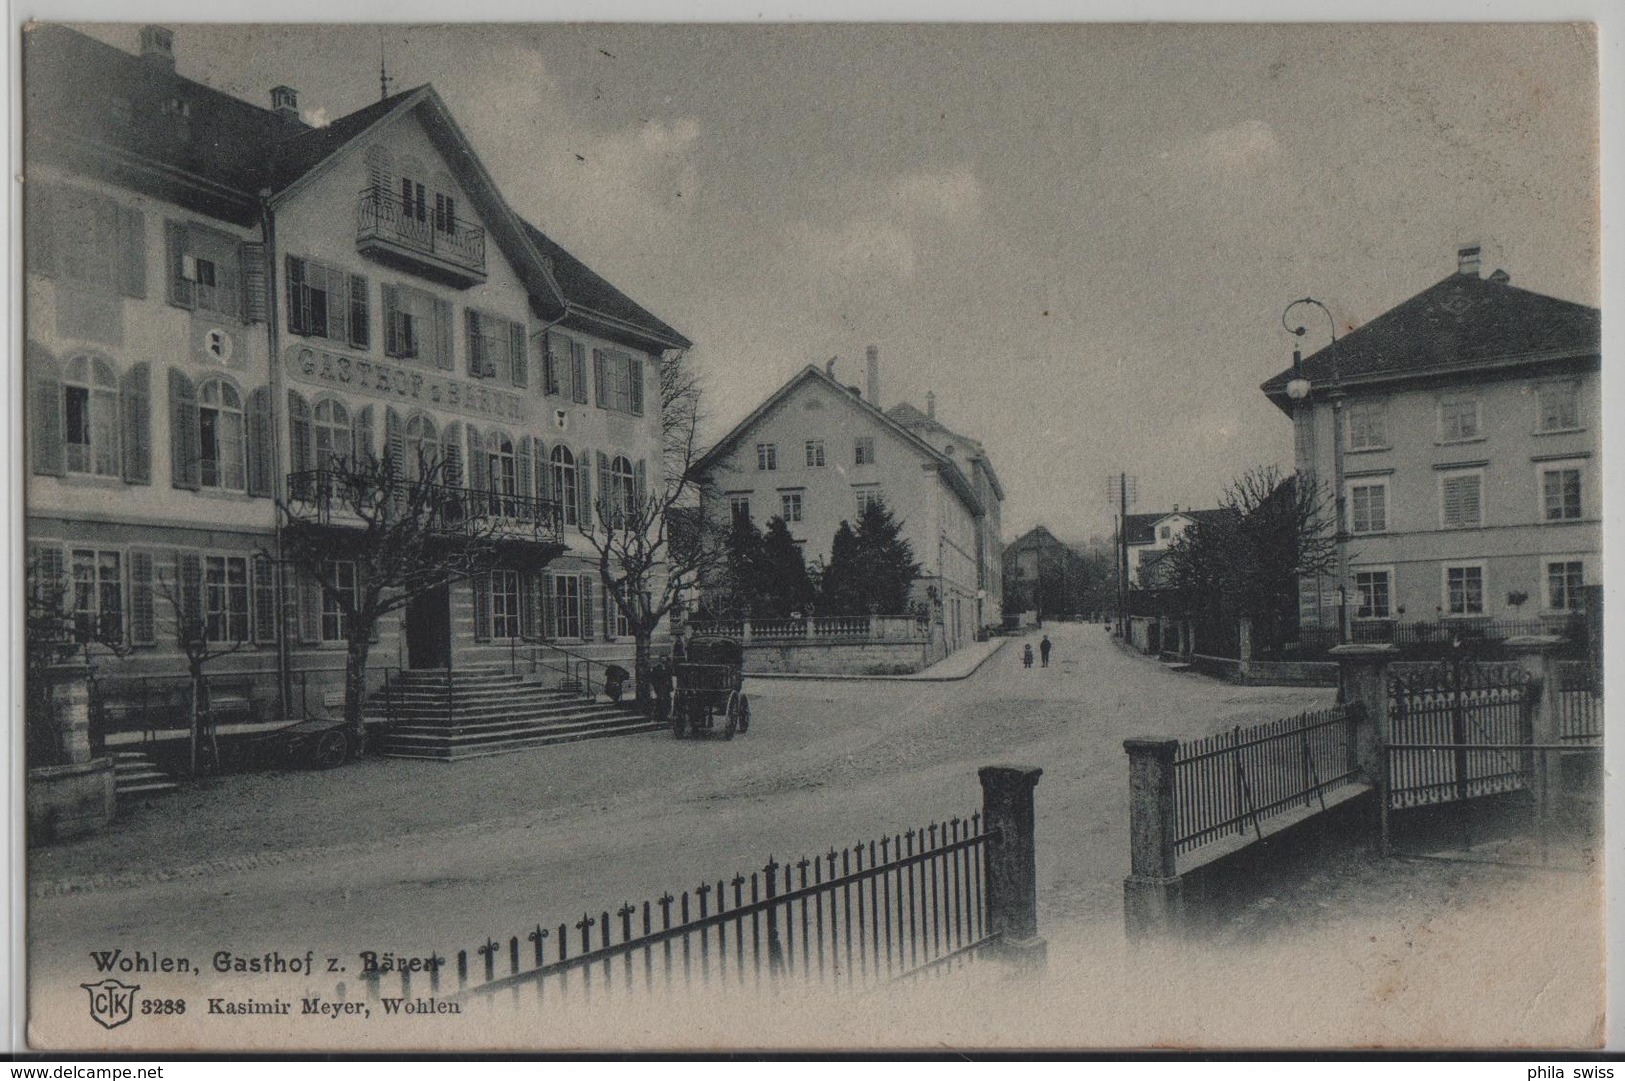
1504;635;1564;823
1237;617;1254;662
741;620;753;646
1122;738;1182;941
50;663;94;765
978;765;1046;968
1328;644;1396;785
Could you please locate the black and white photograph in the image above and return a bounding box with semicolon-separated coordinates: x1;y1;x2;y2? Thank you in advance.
10;11;1612;1054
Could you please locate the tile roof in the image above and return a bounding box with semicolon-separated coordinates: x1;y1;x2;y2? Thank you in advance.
1261;271;1600;409
1121;508;1231;546
520;221;689;348
885;402;1005;500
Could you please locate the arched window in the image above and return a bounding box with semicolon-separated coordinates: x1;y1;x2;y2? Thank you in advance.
404;413;439;481
63;355;120;477
488;429;517;515
551;445;578;527
313;399;353;472
611;454;636;526
197;378;245;491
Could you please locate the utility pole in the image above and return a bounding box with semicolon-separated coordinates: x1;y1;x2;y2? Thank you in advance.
1108;473;1137;639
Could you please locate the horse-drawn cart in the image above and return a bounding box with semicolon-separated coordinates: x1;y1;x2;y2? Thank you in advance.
671;636;750;739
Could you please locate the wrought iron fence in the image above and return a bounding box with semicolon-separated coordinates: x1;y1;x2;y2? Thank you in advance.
362;814;997;1009
1555;659;1602;744
1386;660;1536;809
286;469;563;546
1172;706;1360;855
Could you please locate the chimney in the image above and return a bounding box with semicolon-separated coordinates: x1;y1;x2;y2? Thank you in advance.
1456;243;1482;277
825;356;838;379
926;391;936;419
866;345;880;406
270;86;301;124
139;25;175;71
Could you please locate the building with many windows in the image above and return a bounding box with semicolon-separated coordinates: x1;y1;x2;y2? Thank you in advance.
1261;245;1600;641
25;25;688;731
694;352;996;654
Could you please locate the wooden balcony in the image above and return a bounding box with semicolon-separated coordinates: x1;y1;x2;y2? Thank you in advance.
355;190;487;288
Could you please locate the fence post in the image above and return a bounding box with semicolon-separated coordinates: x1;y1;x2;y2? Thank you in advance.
1330;644;1396;854
1504;635;1564;830
977;765;1045;968
1122;738;1181;941
1237;617;1253;662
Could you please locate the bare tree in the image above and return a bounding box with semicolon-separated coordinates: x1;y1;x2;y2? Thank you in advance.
154;567;250;776
579;349;728;707
1163;466;1336;655
25;556;127;767
275;454;505;748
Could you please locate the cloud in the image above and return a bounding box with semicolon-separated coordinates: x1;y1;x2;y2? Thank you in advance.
1184;119;1281;176
301;107;330;129
789;217;919;281
887;165;983;221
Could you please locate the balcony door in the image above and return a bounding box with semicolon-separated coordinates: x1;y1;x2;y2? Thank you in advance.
405;581;451;669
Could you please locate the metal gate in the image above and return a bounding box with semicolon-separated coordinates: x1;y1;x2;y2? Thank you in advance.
1385;659;1536;810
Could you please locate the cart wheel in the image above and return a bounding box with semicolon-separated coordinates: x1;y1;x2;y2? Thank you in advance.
737;694;750;734
309;729;350;770
723;692;741;739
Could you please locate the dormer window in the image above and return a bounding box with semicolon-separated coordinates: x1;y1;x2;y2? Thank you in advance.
162;97;191;118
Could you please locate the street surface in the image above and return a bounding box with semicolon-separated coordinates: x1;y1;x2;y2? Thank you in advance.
27;623;1601;1049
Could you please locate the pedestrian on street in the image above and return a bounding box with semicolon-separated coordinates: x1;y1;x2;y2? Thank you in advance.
1022;643;1034;669
1040;635;1052;667
650;658;673;723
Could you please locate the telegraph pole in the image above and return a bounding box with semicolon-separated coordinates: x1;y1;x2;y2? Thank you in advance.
1108;474;1137;639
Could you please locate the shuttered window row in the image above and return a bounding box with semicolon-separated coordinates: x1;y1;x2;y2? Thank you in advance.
167;222;266;322
1440;472;1483;529
26;184;145;299
466;309;528;387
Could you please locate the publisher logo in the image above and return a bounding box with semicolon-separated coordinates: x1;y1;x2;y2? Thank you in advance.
81;979;140;1029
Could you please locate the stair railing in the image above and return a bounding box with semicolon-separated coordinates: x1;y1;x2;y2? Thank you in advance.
517;636;595;701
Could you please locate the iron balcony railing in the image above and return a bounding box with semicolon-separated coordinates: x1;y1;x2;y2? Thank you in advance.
356;190;487;277
286;469;564;547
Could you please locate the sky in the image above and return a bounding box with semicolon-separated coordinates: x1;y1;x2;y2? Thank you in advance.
74;22;1603;544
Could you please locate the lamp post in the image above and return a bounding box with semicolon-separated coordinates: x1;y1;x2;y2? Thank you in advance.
1282;297;1347;643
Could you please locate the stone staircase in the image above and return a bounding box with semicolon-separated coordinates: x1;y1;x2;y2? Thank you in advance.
113;750;180;799
372;667;666;761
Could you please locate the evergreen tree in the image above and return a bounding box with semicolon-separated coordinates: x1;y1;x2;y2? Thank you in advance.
820;501;920;615
719;513;766;617
758;516;815;616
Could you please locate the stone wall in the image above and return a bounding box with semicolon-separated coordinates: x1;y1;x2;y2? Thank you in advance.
743;637;940;676
27;758;116;845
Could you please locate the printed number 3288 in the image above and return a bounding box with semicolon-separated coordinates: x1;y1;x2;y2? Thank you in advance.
142;999;186;1015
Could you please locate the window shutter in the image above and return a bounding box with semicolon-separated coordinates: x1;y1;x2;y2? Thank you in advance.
30;346;64;477
577;447;592;528
1462;477;1481;525
287;390;312;475
179;552;204;632
297;570;322;644
239;242;267;323
635;459;647;509
629;355;644;416
353;405;375;468
596;451;612;522
116;362;151;485
540;573;556;640
348;274;369;348
327;268;348;342
472;574;492;642
580;575;594;641
245;385;273;497
572;342;588;404
467;427;486;493
442;423;463;488
535;438;552;501
519;571;535;639
130;550;156;646
385;407;404;476
366;145;393;196
167;221;194;309
252;554;276;644
382;284;400;356
117;206;146;299
285;255;305;333
593;349;607;407
25;183;57;277
169;367;200;490
545;332;568;396
510;322;528;388
466;309;483;378
517;436;533;507
435;298;455;371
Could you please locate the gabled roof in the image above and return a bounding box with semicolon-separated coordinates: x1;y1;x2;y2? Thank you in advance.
1261;271;1601;413
26;25;689;352
695;365;984;517
885;402;1006;501
1122;508;1232;546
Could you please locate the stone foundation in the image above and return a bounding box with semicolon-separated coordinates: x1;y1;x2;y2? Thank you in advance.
28;757;116;845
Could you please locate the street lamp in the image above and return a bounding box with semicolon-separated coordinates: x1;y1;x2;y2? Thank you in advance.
1281;297;1348;644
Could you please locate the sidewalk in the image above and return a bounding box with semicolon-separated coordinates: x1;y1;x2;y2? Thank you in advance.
745;635;1007;683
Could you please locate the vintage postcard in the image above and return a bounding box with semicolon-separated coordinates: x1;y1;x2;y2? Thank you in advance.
15;19;1607;1052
